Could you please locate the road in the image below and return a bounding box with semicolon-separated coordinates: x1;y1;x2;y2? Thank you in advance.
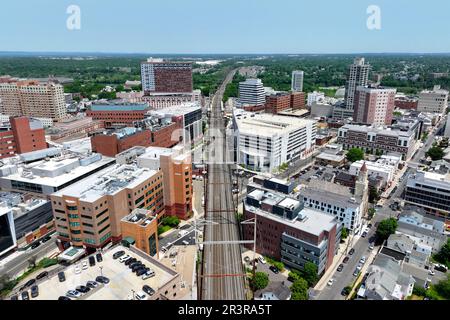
316;117;447;300
200;69;246;300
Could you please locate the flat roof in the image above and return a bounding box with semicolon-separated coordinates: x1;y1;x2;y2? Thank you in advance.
340;124;414;138
52;164;159;202
32;246;178;300
90;103;149;112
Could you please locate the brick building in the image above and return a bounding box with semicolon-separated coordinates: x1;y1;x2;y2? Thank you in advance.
395;96;418;110
0;116;47;159
86;103;150;128
141;58;192;94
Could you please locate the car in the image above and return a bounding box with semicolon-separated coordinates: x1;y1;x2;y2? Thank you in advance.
30;285;39;298
343;256;350;263
10;295;18;300
86;281;98;289
136;267;148;276
41;235;52;243
244;256;250;263
76;285;90;294
369;244;374;250
30;242;41;250
337;264;344;272
125;258;137;266
96;253;103;262
135;291;148;300
36;271;48;280
58;296;71;300
95;276;110;284
341;287;350;296
434;264;448;273
89;256;96;267
327;279;335;286
258;256;266;264
269;266;279;274
359;256;366;264
66;290;81;299
21;291;30;300
132;264;144;272
74;266;81;274
232;188;239;194
142;270;155;280
349;248;355;255
24;279;36;288
130;261;142;268
361;231;368;238
428;270;435;276
58;271;66;282
82;261;89;270
142;285;156;296
119;255;131;263
113;250;125;259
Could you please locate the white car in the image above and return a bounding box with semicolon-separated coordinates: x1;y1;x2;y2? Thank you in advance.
258;256;266;264
327;279;335;286
429;270;435;276
74;266;81;274
135;291;148;300
142;270;156;280
82;261;88;270
359;257;366;264
119;255;130;263
66;290;81;299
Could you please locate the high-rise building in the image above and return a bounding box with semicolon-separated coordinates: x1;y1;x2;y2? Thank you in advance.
344;58;370;111
0;116;47;159
353;86;397;125
0;78;67;121
141;58;193;94
417;85;449;114
291;70;304;92
238;79;266;108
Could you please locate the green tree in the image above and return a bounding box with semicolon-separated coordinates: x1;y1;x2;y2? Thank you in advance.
288;270;302;282
251;272;269;291
341;227;348;240
302;262;319;287
434;276;450;299
290;278;309;300
161;216;180;227
369;187;381;204
346;148;364;163
426;146;445;161
376;218;398;243
368;207;376;220
434;238;450;267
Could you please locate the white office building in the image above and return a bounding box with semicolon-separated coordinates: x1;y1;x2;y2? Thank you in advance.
417;85;449;114
350;160;396;186
234;111;316;173
291;70;304;92
238;79;266;107
307;91;325;107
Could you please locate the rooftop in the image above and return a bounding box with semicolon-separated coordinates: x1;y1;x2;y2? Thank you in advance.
90;103;149;112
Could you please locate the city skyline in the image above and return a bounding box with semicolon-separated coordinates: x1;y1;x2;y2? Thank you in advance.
1;0;450;54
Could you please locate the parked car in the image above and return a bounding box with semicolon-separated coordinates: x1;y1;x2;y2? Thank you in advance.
58;296;71;300
142;270;155;280
327;279;335;286
41;235;52;243
136;268;148;276
96;253;103;262
125;258;137;266
76;285;90;294
258;256;266;264
113;251;125;260
58;272;66;282
135;291;148;300
349;248;355;255
86;281;98;289
82;261;89;270
341;287;351;296
269;266;279;274
89;256;96;267
30;242;41;250
435;264;448;273
343;256;350;263
30;285;39;298
95;276;110;284
369;244;374;250
36;271;48;280
337;264;344;272
74;266;81;274
24;279;36;288
66;290;81;299
361;231;368;238
21;291;30;300
119;255;131;263
429;270;435;276
142;285;155;296
359;256;366;264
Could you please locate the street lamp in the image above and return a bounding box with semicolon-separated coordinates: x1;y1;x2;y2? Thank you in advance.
99;266;103;277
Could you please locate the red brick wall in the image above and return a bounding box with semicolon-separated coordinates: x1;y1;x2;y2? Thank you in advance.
154;68;192;93
290;92;306;109
91;135;120;157
265;94;291;114
86;110;148;128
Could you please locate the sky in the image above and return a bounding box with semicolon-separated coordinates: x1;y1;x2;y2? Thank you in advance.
0;0;449;54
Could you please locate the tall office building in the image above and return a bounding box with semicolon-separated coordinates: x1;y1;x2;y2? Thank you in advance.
0;77;67;121
417;85;449;114
141;58;193;94
291;70;304;92
353;86;397;125
238;79;266;108
344;58;370;111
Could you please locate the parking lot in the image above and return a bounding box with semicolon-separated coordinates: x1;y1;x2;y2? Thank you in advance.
28;246;177;300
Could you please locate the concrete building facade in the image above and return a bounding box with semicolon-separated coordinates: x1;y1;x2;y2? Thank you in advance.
353;86;397;126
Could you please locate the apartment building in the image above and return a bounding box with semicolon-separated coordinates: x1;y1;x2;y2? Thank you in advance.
291;70;304;92
0;116;47;159
0;77;67;121
86;102;150;128
141;58;192;94
234;111;316;173
337;124;417;160
243;187;341;275
265;92;305;114
344;58;370;111
417;85;449;114
47;115;104;142
51;164;164;251
353;86;397;125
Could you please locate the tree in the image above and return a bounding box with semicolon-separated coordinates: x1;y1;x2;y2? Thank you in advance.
426;146;445;161
302;262;319;287
376;218;398;243
251;272;269;291
288;270;302;282
346;148;364;163
369;187;381;204
434;239;450;267
434;276;450;299
290;278;309;300
161;216;180;227
341;227;348;240
368;208;376;220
